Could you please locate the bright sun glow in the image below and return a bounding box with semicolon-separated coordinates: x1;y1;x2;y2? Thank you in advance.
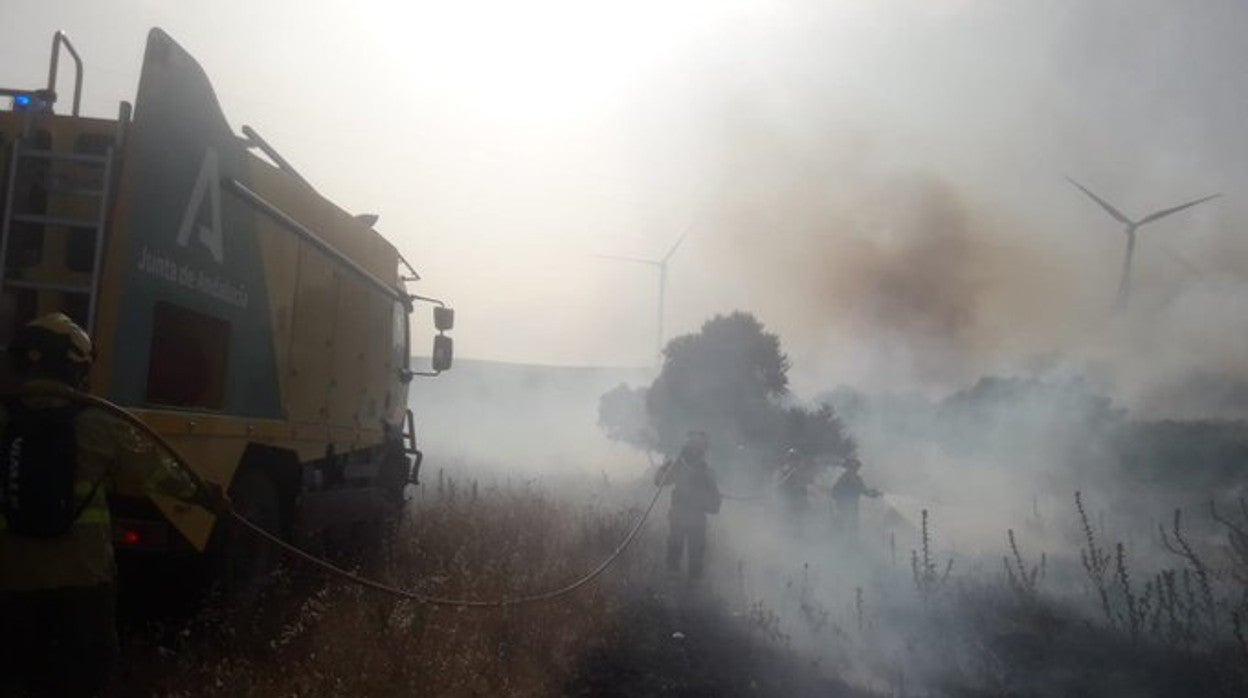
367;0;769;121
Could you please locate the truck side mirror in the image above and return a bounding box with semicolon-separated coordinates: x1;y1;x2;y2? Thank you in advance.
433;306;454;332
431;334;453;372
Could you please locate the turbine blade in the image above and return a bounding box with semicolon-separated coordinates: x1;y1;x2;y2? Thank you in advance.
663;231;689;264
595;254;661;267
1066;177;1133;225
1137;193;1221;226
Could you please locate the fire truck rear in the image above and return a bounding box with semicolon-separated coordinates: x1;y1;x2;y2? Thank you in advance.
0;29;453;590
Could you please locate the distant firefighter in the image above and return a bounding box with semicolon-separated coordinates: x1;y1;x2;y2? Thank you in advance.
654;431;721;580
830;457;882;535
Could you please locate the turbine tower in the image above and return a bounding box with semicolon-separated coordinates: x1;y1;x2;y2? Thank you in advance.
1066;177;1220;311
597;231;688;360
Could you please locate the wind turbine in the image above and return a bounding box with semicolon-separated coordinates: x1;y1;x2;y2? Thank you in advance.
1066;177;1220;311
597;230;689;360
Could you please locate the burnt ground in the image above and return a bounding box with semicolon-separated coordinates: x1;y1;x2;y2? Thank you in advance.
566;582;875;698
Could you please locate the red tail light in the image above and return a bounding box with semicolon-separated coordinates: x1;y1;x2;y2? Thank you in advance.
113;519;171;549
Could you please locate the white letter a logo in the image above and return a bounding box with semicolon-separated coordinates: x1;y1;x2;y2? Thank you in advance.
176;148;225;264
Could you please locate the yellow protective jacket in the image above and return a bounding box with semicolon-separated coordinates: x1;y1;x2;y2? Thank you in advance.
0;380;200;591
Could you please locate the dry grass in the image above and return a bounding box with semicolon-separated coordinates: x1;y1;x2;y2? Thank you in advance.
115;477;657;697
724;494;1248;697
110;474;1248;697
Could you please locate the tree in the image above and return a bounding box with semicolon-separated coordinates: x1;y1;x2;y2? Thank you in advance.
597;383;652;449
598;311;855;471
647;312;788;452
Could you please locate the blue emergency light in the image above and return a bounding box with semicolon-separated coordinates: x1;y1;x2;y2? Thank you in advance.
13;94;32;109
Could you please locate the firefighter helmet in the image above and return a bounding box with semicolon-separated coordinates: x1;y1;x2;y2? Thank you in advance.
10;313;94;371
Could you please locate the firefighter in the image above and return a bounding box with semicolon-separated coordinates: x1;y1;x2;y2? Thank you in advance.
830;457;881;536
654;430;721;580
0;313;227;697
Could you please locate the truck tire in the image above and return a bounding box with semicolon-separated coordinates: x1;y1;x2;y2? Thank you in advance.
214;467;282;604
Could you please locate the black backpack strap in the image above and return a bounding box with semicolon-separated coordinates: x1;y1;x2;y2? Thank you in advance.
0;397;96;536
0;396;20;505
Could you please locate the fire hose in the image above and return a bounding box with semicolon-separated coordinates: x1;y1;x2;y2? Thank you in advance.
19;386;667;608
722;465;796;502
645;450;797;503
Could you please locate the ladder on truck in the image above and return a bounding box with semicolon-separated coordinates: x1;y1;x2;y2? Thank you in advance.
0;30;119;336
0;132;115;335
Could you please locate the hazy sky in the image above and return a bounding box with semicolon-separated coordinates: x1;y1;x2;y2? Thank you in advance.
4;0;1246;398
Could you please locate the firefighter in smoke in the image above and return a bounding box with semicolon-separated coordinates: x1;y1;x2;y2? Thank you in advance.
0;313;228;696
830;456;882;536
654;430;721;580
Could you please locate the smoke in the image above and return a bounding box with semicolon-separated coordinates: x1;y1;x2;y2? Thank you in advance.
409;358;656;476
408;3;1248;694
619;0;1248;413
707;164;1086;392
693;103;1239;405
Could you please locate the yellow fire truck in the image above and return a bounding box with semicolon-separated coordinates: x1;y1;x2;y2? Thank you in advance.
0;29;452;585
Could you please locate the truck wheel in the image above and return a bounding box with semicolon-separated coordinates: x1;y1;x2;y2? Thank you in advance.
214;468;282;604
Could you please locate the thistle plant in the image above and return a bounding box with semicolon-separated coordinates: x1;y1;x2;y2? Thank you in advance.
1076;491;1114;627
1159;507;1217;637
1002;528;1045;602
912;509;953;600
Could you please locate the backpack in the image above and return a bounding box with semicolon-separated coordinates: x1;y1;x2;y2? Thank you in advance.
0;399;94;537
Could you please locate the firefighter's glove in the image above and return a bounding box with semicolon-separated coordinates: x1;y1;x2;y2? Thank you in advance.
196;482;232;517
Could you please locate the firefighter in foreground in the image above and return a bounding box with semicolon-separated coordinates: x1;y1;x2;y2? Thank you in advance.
654;430;722;580
830;457;882;536
0;313;227;697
